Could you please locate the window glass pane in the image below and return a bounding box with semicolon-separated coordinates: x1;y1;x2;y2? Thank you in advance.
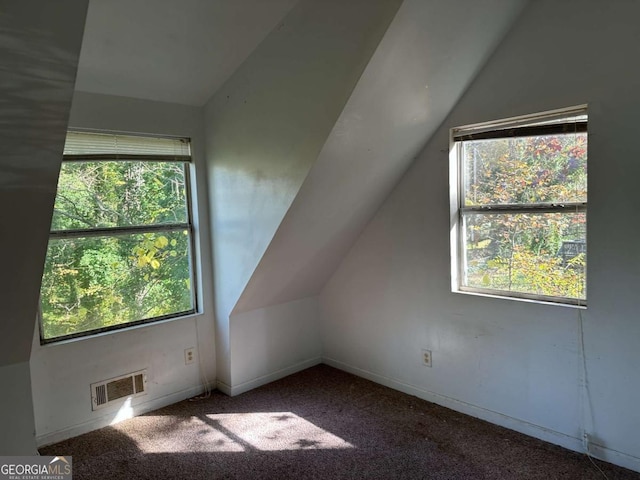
462;133;587;206
40;230;194;340
50;161;188;230
463;211;586;300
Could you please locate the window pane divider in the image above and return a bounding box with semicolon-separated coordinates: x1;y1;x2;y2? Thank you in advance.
461;202;586;214
50;222;190;239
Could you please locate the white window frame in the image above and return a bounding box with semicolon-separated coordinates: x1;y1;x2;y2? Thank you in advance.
449;105;588;306
39;130;198;343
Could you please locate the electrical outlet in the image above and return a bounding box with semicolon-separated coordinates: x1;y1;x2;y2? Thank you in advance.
184;347;195;365
422;349;432;367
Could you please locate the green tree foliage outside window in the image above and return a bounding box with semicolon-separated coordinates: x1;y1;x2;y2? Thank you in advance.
455;112;587;304
40;151;196;342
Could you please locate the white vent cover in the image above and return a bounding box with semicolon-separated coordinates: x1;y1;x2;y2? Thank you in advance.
90;369;147;410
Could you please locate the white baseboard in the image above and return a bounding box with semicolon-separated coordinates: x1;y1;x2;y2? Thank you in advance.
36;384;205;448
588;441;640;474
217;357;322;397
323;357;640;474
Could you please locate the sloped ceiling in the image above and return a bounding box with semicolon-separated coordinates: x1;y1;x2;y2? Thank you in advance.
0;1;87;363
72;0;529;319
75;0;297;106
203;0;404;385
234;0;529;313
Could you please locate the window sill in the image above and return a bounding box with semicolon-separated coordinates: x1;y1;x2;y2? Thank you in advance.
39;310;205;347
453;288;587;309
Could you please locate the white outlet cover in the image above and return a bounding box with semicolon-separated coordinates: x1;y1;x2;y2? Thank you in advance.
422;349;432;367
185;348;195;365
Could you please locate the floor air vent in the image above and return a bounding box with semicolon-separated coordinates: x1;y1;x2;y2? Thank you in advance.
90;370;147;410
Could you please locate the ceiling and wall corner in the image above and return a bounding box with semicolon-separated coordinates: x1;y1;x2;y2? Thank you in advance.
74;0;298;106
222;0;529;399
0;0;88;454
233;0;530;315
203;0;404;387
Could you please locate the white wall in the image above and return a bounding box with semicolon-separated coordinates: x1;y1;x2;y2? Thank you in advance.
222;297;321;396
205;0;402;388
320;0;640;472
30;92;216;446
0;363;38;455
0;0;87;454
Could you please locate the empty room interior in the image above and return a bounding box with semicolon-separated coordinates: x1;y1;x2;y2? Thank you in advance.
2;0;640;477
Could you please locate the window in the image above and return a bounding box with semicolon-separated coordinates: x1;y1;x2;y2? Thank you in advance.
450;106;587;305
39;131;197;343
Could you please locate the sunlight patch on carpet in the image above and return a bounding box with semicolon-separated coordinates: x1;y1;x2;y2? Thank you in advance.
204;412;354;451
125;412;354;453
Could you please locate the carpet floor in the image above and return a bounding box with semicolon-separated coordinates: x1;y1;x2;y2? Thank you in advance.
41;364;639;479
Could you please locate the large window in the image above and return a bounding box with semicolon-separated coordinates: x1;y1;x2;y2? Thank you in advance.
450;106;587;305
39;131;197;343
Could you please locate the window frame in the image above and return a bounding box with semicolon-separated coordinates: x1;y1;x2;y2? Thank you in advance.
39;130;198;344
449;106;588;306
